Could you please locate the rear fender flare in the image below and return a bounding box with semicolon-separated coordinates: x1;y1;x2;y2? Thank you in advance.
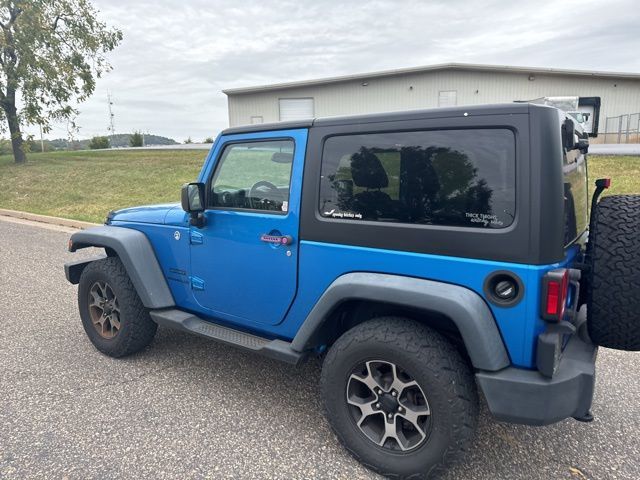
291;272;510;371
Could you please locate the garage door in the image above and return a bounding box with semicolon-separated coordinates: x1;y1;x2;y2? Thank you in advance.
279;98;314;121
438;90;457;107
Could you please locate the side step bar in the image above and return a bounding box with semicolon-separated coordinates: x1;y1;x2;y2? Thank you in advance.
149;308;307;365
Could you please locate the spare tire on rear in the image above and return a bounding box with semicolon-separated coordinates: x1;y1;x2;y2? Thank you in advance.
586;194;640;351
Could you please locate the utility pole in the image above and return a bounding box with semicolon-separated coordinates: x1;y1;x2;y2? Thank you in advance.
39;124;44;153
107;92;116;141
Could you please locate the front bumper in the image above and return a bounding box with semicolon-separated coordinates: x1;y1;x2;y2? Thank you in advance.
64;258;101;284
476;334;597;426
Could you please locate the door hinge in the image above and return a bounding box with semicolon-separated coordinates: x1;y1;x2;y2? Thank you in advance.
190;231;204;245
190;276;205;291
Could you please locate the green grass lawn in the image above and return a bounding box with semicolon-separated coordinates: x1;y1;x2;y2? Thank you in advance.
0;150;637;224
0;150;206;223
587;155;640;196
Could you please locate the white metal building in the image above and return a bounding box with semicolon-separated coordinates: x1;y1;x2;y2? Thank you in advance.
223;63;640;139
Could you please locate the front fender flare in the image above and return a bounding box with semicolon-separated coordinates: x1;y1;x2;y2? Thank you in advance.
66;226;174;309
291;272;510;371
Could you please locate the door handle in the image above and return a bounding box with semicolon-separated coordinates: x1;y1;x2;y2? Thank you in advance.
260;233;294;246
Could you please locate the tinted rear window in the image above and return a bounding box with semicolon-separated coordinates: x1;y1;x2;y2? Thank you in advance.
563;149;589;245
319;129;516;229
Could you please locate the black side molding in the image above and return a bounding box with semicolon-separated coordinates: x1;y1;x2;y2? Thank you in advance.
149;309;307;365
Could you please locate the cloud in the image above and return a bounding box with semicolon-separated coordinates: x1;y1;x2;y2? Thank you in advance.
33;0;640;142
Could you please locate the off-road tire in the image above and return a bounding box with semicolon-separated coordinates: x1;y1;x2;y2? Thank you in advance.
320;317;478;479
586;194;640;351
78;257;157;357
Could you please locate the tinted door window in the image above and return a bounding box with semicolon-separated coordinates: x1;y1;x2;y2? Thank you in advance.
562;120;589;245
319;129;515;229
210;140;294;213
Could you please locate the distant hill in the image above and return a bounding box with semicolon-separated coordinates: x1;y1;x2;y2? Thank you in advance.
47;134;179;150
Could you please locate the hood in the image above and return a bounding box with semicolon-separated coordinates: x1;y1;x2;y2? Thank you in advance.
107;203;183;225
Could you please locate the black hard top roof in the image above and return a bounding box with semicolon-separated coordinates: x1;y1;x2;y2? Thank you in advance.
221;103;536;135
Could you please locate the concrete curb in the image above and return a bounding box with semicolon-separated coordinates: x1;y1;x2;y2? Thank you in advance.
0;209;99;230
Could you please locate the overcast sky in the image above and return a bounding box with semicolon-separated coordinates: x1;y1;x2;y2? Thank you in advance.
32;0;640;142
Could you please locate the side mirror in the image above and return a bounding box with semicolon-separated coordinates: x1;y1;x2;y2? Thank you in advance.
181;182;205;227
575;138;589;154
562;119;576;150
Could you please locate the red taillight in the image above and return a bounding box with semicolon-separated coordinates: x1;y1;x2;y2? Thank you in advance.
546;281;561;315
542;269;569;321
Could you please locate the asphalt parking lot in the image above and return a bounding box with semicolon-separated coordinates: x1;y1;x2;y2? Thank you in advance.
1;217;639;480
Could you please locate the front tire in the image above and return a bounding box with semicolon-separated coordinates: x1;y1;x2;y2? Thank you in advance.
78;257;157;357
320;317;478;479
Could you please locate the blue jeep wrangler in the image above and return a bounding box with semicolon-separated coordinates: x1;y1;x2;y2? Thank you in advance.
65;103;640;479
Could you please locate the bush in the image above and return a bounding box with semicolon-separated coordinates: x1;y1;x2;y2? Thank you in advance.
0;138;13;155
204;137;214;144
26;137;51;153
130;131;143;147
89;136;110;150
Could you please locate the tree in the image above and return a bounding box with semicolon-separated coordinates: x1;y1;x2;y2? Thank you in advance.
184;136;193;144
129;131;143;147
203;136;213;144
0;1;122;163
88;135;108;149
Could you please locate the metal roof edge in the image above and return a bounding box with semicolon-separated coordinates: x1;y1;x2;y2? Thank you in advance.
222;62;640;95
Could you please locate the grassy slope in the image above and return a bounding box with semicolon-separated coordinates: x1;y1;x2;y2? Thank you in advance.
587;155;640;196
0;150;206;223
0;150;637;224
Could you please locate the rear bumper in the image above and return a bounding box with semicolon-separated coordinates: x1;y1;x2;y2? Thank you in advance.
476;335;597;426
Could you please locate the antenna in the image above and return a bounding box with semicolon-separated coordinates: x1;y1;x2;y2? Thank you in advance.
107;92;116;139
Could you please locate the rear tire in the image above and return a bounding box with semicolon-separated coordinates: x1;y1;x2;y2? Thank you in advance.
320;317;478;479
586;195;640;351
78;257;157;357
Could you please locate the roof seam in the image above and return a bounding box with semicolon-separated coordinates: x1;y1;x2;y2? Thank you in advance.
220;103;531;135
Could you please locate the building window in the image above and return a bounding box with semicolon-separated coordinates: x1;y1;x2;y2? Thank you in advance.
319;129;516;229
279;98;314;121
438;90;457;107
250;116;263;124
